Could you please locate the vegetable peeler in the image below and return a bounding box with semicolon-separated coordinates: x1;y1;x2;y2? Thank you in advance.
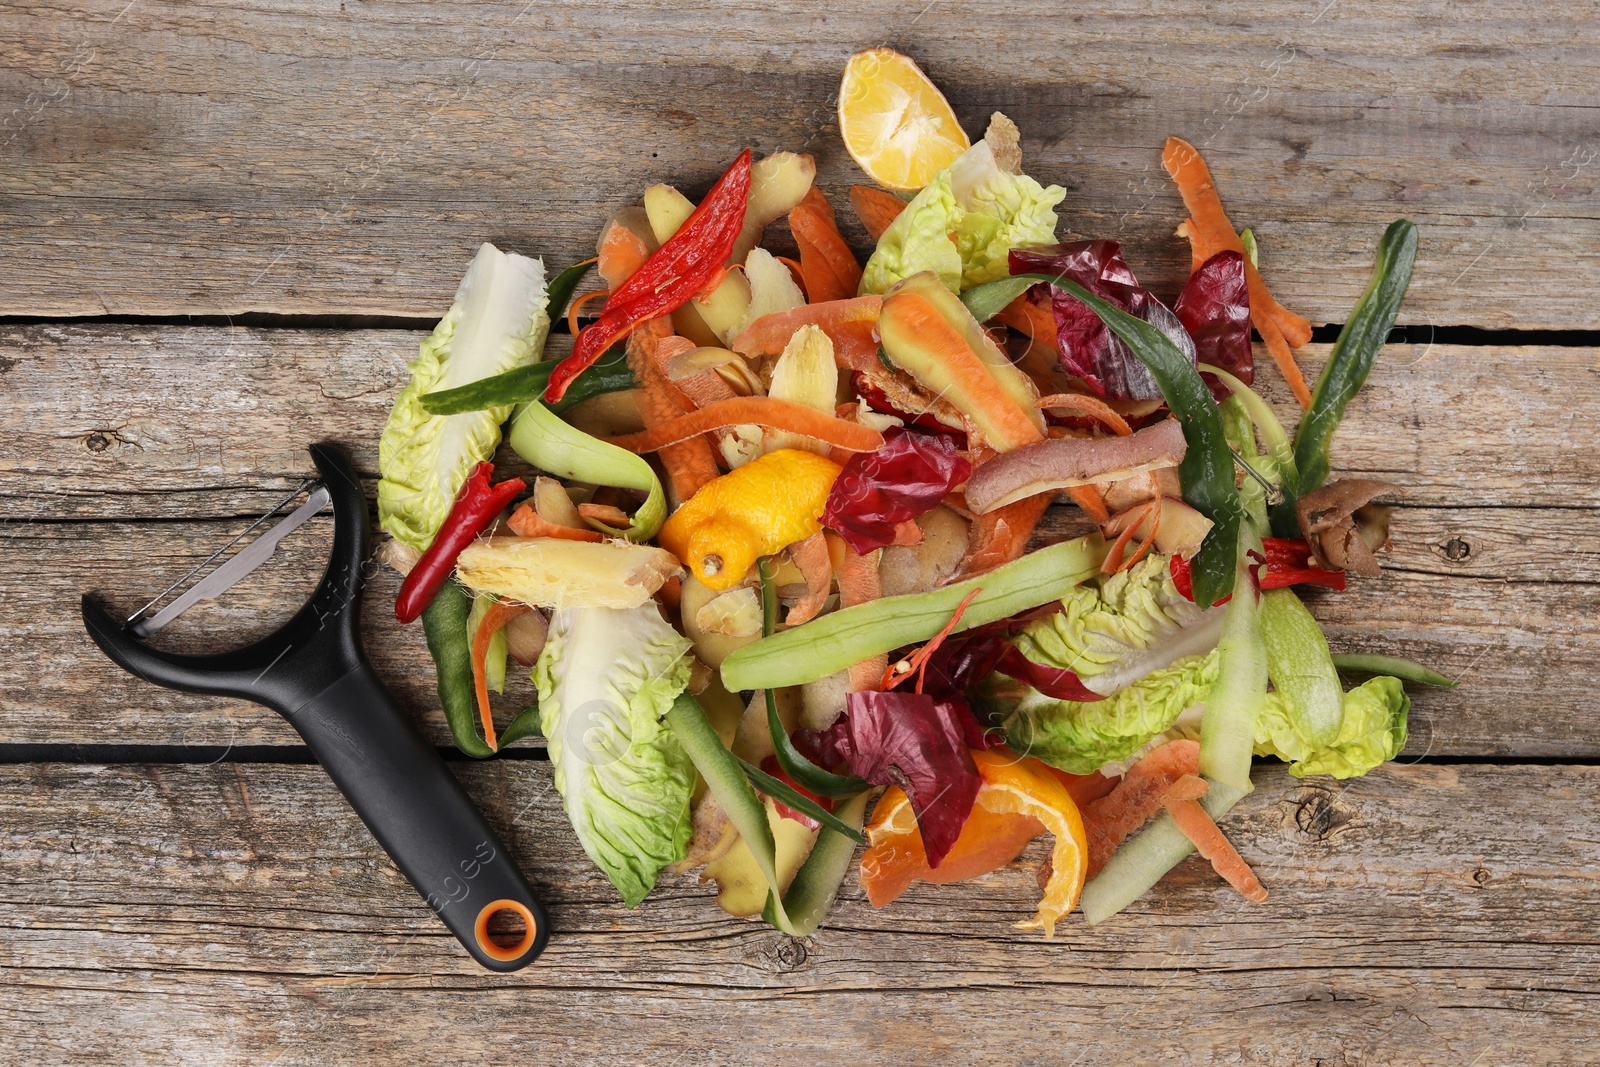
81;442;548;971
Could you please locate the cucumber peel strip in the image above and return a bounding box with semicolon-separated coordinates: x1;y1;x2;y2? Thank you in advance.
665;691;867;935
1198;524;1267;793
756;557;869;799
762;790;872;936
721;535;1106;691
506;397;665;540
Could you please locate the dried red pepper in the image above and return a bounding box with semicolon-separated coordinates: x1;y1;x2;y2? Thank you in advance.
545;150;754;403
395;462;526;624
1170;536;1344;603
821;427;973;554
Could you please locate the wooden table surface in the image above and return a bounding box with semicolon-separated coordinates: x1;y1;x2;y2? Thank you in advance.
3;2;1598;1064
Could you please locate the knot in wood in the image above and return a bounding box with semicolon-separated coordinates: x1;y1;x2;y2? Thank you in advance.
768;935;809;972
1443;537;1471;561
85;432;111;452
1472;867;1492;886
1294;788;1355;842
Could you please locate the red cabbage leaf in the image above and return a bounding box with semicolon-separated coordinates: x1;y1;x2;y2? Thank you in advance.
821;427;972;554
1174;250;1253;400
809;691;994;867
1009;241;1196;401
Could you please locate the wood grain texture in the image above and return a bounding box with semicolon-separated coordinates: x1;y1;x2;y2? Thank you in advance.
2;1;1598;326
0;761;1595;1066
5;325;1596;520
3;505;1596;753
1;328;1594;752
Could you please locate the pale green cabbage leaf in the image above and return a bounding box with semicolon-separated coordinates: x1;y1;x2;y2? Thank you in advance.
982;649;1220;775
532;603;695;907
1015;554;1226;696
1254;675;1410;779
860;140;1065;295
378;242;549;550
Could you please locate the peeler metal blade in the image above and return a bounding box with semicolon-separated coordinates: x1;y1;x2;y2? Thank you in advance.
129;485;332;638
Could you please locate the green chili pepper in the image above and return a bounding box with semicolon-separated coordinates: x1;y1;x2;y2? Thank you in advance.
1198;525;1268;793
545;258;596;328
756;558;869;799
419;344;635;417
1260;587;1344;748
1332;653;1457;687
761;790;872;936
1272;220;1417;535
420;578;495;759
720;535;1107;692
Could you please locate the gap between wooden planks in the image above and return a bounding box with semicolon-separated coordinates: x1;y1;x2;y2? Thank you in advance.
1;326;1596;754
1;0;1598;328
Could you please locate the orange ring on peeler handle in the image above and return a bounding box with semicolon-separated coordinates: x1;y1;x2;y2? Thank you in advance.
474;899;538;962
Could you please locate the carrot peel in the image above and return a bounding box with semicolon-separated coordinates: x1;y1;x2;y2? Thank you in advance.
471;599;531;752
606;397;885;455
1161;774;1269;902
1161;136;1313;406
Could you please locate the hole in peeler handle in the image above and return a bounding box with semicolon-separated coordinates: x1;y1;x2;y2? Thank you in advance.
475;899;538;962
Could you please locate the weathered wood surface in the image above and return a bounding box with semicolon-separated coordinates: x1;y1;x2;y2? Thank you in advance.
6;509;1597;756
0;761;1595;1066
1;327;1595;751
7;326;1597;519
3;1;1598;327
4;2;1598;1062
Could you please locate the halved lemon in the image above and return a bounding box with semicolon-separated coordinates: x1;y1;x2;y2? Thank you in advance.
837;48;970;191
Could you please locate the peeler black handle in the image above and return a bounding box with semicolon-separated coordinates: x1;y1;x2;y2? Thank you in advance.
81;443;547;971
288;663;547;971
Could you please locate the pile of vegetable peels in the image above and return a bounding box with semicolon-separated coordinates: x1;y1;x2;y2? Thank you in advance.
373;50;1444;936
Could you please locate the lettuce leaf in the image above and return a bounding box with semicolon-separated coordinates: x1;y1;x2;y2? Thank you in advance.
1014;554;1225;696
860;139;1064;295
1254;675;1410;779
378;243;549;550
532;603;695;906
981;649;1219;775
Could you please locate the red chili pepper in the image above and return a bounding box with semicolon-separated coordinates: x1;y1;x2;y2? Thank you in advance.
1170;536;1344;605
759;755;834;830
851;372;967;439
544;150;754;403
395;462;525;624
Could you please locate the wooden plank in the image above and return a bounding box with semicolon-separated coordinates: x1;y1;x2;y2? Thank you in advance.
4;325;1595;520
2;1;1598;326
1;326;1594;752
4;508;1597;754
0;761;1594;1066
